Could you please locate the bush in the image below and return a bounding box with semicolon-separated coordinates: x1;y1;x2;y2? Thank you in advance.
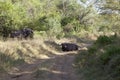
100;46;120;65
75;36;120;80
95;35;114;45
61;17;74;26
88;46;97;54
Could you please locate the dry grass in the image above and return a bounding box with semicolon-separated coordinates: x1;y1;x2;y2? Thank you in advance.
0;37;77;71
0;35;93;80
0;31;96;80
0;39;51;64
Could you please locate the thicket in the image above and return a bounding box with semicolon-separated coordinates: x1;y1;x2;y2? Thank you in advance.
75;35;120;80
0;0;100;39
1;0;120;39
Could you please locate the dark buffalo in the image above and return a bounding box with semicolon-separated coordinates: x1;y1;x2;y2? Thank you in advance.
21;28;34;39
61;43;78;51
10;28;34;39
10;30;22;39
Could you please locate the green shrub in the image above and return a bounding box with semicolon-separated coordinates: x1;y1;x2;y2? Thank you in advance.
100;46;120;65
61;17;74;26
88;46;97;54
95;35;114;45
75;35;120;80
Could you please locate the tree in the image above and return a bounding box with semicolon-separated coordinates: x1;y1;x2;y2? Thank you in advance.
0;1;14;38
98;0;120;34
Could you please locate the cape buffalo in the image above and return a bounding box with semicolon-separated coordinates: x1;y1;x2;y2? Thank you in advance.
21;28;33;39
10;30;22;39
61;43;78;51
10;28;34;39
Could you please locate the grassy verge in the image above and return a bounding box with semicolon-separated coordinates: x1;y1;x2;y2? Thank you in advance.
75;35;120;80
0;52;24;72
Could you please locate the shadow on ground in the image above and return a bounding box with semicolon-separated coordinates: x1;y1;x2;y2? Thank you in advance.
0;37;92;80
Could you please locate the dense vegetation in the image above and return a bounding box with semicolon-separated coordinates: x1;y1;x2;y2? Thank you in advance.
75;35;120;80
1;0;119;39
0;0;102;37
0;0;94;38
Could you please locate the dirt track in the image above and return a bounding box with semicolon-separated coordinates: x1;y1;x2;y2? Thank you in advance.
6;53;79;80
0;39;91;80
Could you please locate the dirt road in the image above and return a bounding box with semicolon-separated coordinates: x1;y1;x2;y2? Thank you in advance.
6;53;79;80
1;39;91;80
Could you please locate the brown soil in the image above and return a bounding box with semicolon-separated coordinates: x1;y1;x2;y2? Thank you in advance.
0;38;92;80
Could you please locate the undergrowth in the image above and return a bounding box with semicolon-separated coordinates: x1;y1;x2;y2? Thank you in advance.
75;35;120;80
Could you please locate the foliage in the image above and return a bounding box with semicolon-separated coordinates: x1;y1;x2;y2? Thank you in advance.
75;35;120;80
0;0;120;39
88;45;97;54
95;35;115;45
0;2;14;37
98;0;120;34
100;46;120;65
46;15;62;38
0;0;98;38
61;17;74;26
